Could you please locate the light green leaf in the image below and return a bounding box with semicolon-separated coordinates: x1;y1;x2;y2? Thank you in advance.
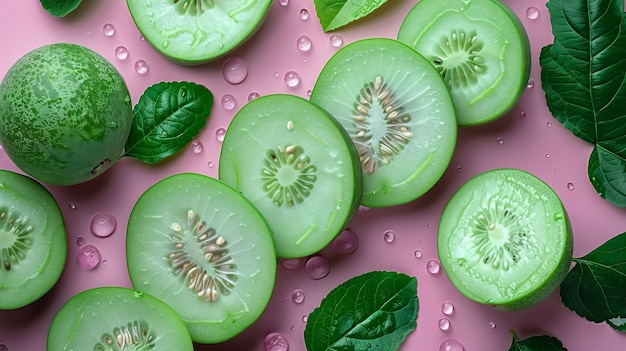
314;0;388;32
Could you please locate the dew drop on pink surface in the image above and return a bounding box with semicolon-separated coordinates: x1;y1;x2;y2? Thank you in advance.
77;244;101;269
489;321;497;329
284;71;301;87
264;332;289;351
427;259;441;274
221;94;237;110
215;128;227;142
299;8;309;20
90;212;117;238
248;92;261;101
68;203;77;210
297;36;312;52
278;0;289;6
115;46;129;60
222;57;248;85
526;6;539;20
441;301;454;315
413;249;422;259
438;317;450;331
440;339;464;351
334;229;359;254
208;160;215;168
279;258;306;271
306;255;330;280
527;77;535;88
330;34;343;47
291;289;305;304
76;237;85;246
134;59;149;74
567;182;575;191
383;230;395;243
191;140;204;154
102;23;115;36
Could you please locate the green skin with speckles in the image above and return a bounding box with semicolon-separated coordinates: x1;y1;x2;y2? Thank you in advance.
0;43;133;186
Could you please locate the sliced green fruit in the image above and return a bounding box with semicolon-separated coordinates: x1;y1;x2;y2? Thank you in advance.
0;170;67;310
438;168;573;310
310;38;457;208
398;0;531;126
126;173;276;343
219;94;363;258
47;286;194;351
126;0;273;65
0;43;133;186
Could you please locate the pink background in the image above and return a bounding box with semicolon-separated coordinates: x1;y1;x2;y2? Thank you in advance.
1;0;626;350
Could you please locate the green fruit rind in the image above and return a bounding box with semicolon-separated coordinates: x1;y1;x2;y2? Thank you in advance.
438;168;573;310
0;170;67;310
0;43;133;186
47;286;194;351
126;173;277;343
126;0;273;65
398;0;531;126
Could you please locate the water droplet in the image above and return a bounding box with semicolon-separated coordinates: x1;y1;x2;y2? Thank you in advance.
77;244;101;269
248;92;260;101
191;140;204;154
221;94;237;110
414;250;423;259
547;122;552;128
301;314;308;323
68;203;77;210
306;255;330;280
297;36;312;52
278;0;289;6
567;182;575;191
102;23;115;36
222;57;248;85
90;212;117;238
306;89;312;97
215;128;227;142
279;258;306;271
520;111;527;118
76;237;85;246
383;230;395;243
496;137;504;145
115;46;129;60
440;339;464;351
527;77;535;88
264;332;289;351
284;71;301;88
441;301;454;315
330;34;343;47
300;8;310;20
135;59;149;75
456;165;462;172
526;6;540;20
292;289;305;304
427;259;441;274
0;344;7;351
208;160;215;168
334;229;359;254
358;205;371;212
521;137;527;142
438;317;451;331
489;321;497;329
545;153;551;158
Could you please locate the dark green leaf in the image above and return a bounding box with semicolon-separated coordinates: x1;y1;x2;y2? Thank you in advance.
314;0;388;32
40;0;83;17
540;0;626;206
560;232;626;323
124;81;213;164
607;316;626;332
304;271;418;351
508;332;567;351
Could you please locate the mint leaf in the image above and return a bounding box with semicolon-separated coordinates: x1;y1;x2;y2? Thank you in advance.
40;0;83;17
608;316;626;332
540;0;626;207
304;271;418;351
314;0;388;32
560;232;626;323
508;332;567;351
124;81;213;164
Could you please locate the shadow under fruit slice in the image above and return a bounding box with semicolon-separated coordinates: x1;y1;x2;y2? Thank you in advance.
438;168;573;311
310;38;457;208
397;0;531;126
126;173;276;344
219;94;363;258
126;0;273;65
0;170;67;310
47;286;194;350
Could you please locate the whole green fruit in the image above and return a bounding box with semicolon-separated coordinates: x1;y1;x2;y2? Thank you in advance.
0;43;133;186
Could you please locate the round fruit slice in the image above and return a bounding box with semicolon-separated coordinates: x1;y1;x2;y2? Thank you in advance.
0;170;67;310
126;0;272;64
397;0;531;126
310;38;457;208
437;168;573;310
218;94;363;258
126;173;276;343
47;286;194;350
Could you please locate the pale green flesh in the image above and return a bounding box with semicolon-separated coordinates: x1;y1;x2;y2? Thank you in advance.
0;170;66;310
126;0;272;64
310;38;457;208
219;94;362;258
438;168;573;310
47;287;194;351
126;173;276;343
397;0;530;126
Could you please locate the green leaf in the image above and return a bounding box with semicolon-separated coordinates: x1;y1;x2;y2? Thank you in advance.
314;0;388;32
124;81;213;164
560;232;626;323
304;271;418;351
39;0;83;17
539;0;626;206
508;332;567;351
607;316;626;332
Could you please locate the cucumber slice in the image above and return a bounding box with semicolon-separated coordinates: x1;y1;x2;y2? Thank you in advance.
437;168;573;310
310;38;457;208
126;173;276;343
0;170;67;310
219;94;363;258
47;286;194;350
398;0;531;126
126;0;272;64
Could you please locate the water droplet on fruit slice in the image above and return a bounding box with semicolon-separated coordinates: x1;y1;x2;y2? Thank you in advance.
90;212;117;238
77;244;101;269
